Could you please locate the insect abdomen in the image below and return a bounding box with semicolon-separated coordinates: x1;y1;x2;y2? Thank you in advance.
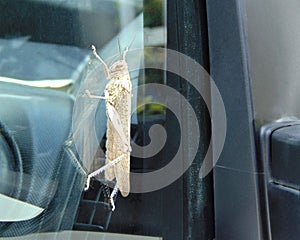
105;79;131;197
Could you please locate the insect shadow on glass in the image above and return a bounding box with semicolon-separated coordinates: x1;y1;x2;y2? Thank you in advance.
84;40;132;211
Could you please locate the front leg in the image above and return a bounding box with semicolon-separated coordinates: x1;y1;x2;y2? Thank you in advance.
85;90;106;99
91;45;110;79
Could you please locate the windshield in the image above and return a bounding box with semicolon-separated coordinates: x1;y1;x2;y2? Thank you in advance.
0;1;166;239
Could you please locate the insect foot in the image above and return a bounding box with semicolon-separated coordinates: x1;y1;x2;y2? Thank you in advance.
84;175;92;191
85;89;91;98
109;185;118;211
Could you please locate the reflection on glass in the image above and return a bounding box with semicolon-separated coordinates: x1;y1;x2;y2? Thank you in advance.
246;0;300;124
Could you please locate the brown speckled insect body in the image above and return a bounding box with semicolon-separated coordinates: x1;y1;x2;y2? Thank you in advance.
85;44;132;209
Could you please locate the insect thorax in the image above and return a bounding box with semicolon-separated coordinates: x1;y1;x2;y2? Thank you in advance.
109;60;128;77
106;75;131;105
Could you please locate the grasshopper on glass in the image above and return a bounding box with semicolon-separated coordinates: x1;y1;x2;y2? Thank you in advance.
84;43;132;210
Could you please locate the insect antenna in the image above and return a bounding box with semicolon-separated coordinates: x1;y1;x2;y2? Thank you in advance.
122;47;129;60
117;35;136;60
128;34;136;50
117;37;122;58
122;35;136;60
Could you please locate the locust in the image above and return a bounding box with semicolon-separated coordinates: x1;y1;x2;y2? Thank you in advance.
84;43;132;210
